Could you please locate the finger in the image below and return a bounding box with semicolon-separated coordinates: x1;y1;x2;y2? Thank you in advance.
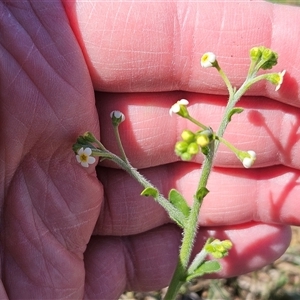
85;223;290;298
94;163;300;236
0;1;99;172
65;1;300;106
193;223;291;278
84;224;181;299
96;91;300;170
1;0;101;250
1;2;102;298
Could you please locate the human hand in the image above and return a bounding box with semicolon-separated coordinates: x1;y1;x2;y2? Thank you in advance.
1;1;300;299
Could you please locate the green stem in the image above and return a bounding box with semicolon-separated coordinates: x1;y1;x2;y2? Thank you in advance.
217;136;240;155
165;70;255;300
113;124;130;164
163;262;186;300
92;149;186;227
186;115;208;130
215;63;234;98
164;143;215;300
188;239;211;274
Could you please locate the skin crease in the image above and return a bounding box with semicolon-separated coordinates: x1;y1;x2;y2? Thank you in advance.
0;0;300;299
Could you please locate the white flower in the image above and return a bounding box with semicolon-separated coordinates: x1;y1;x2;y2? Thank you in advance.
169;99;189;116
242;150;256;168
201;52;216;68
76;147;96;168
110;110;125;123
275;70;286;91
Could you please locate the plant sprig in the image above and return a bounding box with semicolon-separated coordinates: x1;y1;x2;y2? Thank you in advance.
73;46;285;300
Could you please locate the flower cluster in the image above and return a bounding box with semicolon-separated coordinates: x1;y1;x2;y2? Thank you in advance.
171;99;257;168
174;128;214;161
74;111;127;168
205;239;233;259
249;46;286;91
249;46;278;70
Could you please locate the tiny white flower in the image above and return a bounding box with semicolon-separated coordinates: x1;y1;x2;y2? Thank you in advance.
110;110;125;122
201;52;216;68
76;147;96;168
275;70;286;91
242;150;256;168
169;99;189;116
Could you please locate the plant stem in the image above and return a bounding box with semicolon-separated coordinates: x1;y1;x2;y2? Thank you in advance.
92;148;186;227
165;75;253;300
215;63;234;98
186;115;208;130
113;124;130;164
164;143;214;300
217;136;241;157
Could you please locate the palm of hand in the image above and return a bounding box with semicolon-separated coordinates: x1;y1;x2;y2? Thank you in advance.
0;2;103;298
1;1;300;299
0;3;181;299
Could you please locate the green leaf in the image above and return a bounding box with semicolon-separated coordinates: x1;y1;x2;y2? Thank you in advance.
195;187;209;203
168;189;190;217
186;260;221;281
227;107;244;122
140;187;159;198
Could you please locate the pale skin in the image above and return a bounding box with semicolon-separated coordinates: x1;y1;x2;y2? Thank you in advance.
1;0;300;299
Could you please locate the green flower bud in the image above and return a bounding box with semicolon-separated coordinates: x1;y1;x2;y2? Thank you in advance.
76;136;87;145
196;135;209;147
187;142;199;155
204;244;215;253
249;47;262;62
205;239;232;259
196;129;213;147
260;49;278;70
214;243;225;252
181;152;192;161
222;240;233;250
266;70;286;91
211;251;223;259
72;143;82;153
181;130;195;143
262;47;273;61
175;141;188;155
83;131;97;142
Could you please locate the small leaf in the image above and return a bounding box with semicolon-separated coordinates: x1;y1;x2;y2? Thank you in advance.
140;187;159;198
227;107;244;122
169;189;190;217
186;261;221;281
195;187;209;203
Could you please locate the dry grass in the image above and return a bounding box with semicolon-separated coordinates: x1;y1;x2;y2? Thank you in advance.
121;226;300;300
